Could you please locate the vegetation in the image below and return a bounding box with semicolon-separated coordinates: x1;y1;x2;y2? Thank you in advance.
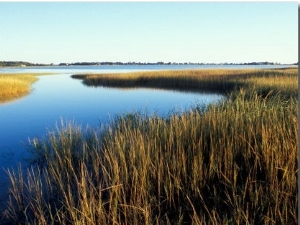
72;67;298;97
0;61;51;67
60;61;284;66
0;74;38;103
3;67;298;224
1;60;288;67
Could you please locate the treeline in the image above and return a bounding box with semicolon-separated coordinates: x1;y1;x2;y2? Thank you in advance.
59;61;202;66
59;61;290;66
0;61;50;67
1;61;297;68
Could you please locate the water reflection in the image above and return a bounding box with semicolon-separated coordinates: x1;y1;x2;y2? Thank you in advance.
0;94;28;104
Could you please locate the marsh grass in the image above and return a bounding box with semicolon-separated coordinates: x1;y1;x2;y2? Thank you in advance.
0;74;38;103
3;68;298;224
71;67;298;97
72;69;250;94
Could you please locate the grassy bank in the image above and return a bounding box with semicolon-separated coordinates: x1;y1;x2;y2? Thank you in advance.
3;68;298;224
71;67;298;97
0;74;38;103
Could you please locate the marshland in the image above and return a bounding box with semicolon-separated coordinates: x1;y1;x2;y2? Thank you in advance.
0;66;298;224
0;74;38;103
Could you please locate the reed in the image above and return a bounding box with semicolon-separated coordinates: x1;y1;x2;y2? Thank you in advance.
72;69;249;94
0;73;38;103
3;68;298;224
71;67;298;97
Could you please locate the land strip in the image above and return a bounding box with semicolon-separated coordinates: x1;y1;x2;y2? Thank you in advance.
72;67;298;97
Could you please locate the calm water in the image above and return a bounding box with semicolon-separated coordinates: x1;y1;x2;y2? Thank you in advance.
0;63;294;74
0;64;294;211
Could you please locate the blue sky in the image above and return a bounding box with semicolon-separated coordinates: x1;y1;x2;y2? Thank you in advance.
0;2;297;64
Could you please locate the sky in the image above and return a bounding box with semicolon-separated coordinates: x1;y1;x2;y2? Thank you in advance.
0;2;298;64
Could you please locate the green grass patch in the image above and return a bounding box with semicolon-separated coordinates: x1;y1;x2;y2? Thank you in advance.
3;68;298;224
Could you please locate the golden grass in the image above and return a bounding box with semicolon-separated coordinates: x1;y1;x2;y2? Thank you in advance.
3;67;299;224
245;69;298;97
72;67;298;97
0;74;38;103
72;69;253;93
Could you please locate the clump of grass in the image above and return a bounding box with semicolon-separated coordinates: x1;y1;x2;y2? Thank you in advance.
244;68;298;99
0;74;38;103
71;67;298;97
3;68;298;224
72;69;251;94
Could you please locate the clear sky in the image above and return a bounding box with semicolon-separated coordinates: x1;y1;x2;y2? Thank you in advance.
0;2;298;64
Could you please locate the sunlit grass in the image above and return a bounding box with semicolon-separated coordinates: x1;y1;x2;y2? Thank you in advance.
3;67;299;224
244;69;298;98
72;69;253;93
0;74;38;103
72;67;298;97
0;73;55;103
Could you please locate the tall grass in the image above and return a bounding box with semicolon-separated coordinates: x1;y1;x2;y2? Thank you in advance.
3;68;298;224
0;74;38;103
71;67;298;97
72;69;252;94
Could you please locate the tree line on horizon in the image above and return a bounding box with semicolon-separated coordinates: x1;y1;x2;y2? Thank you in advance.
0;61;49;67
0;61;297;68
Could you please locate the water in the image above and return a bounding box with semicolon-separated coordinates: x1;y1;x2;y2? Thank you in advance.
0;63;295;74
0;64;294;212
